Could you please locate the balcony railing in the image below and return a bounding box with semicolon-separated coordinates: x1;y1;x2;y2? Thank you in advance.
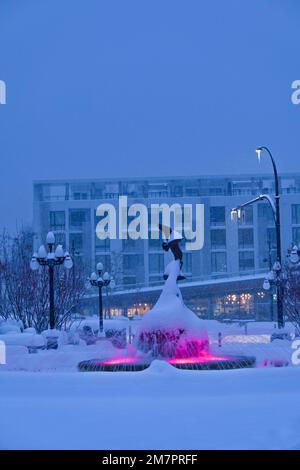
84;268;266;298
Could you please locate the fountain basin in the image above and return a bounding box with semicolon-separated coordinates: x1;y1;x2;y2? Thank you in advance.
168;355;256;370
78;357;151;372
78;355;256;372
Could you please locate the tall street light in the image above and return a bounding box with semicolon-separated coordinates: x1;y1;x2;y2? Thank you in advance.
263;237;276;321
230;146;284;328
30;231;73;330
89;262;115;335
256;146;283;328
256;146;282;268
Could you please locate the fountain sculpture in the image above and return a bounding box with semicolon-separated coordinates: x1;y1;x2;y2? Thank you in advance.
79;230;255;371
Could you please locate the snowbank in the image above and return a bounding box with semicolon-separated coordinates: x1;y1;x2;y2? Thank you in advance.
1;366;300;449
0;333;45;348
0;340;123;372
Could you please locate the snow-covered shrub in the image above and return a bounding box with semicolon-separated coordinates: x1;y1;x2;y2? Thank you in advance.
41;329;68;348
105;328;127;349
23;327;36;334
30;335;46;347
0;324;21;334
67;330;80;345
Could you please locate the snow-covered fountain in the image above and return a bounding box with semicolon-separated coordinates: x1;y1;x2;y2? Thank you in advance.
135;259;210;360
78;258;256;372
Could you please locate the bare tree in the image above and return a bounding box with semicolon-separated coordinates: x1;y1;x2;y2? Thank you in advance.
282;264;300;336
0;229;86;332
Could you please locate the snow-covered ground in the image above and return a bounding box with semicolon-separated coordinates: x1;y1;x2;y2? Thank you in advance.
0;362;300;450
0;318;299;449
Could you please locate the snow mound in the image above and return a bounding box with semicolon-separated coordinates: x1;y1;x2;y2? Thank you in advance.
23;327;36;335
0;325;21;335
146;359;178;374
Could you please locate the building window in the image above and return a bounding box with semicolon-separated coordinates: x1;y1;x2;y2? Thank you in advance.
258;203;274;223
292;227;300;244
212;292;254;318
70;184;90;200
185;188;199;197
238;206;253;225
239;251;254;271
48;184;67;201
210;229;226;249
69;209;90;229
123;276;137;286
292;204;300;225
73;192;88;200
122;238;143;252
173;186;183;197
211;252;227;273
123;254;143;273
148;189;169;198
54;232;66;246
266;227;276;245
50;211;65;230
69;233;83;252
148;238;162;251
149;254;165;273
238;229;254;249
148;229;163;251
149;275;163;283
210;207;225;226
209;188;224;196
95;237;110;252
183;252;192;272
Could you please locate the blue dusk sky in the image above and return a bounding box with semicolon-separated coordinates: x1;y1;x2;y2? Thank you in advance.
0;0;299;230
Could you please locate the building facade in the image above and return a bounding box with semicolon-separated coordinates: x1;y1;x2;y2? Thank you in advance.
33;174;300;319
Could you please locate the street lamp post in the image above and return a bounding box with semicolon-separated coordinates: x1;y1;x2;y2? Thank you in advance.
30;231;73;330
262;260;282;325
256;146;283;328
89;262;115;335
230;146;284;328
263;238;275;322
256;146;282;269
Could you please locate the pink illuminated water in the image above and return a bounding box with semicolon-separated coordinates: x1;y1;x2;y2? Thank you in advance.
98;357;143;365
136;330;211;359
96;354;231;367
95;321;236;367
97;352;231;367
96;332;233;367
168;355;230;365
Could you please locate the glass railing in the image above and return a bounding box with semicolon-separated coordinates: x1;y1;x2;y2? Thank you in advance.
37;188;300;202
84;268;266;297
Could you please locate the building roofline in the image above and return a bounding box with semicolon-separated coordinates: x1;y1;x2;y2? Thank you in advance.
33;172;300;185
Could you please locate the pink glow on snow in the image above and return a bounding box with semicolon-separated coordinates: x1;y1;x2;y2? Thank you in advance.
168;355;230;365
97;353;232;367
98;357;143;365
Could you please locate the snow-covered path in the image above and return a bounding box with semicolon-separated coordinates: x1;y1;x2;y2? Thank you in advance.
0;362;300;450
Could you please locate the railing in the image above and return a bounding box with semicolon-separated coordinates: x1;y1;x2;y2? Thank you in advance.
84;268;266;298
36;185;300;203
